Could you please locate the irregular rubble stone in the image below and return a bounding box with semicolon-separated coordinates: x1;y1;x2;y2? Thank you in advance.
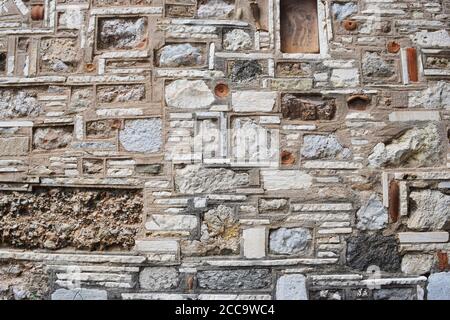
97;17;147;50
86;119;117;139
276;274;307;300
310;290;342;300
259;198;288;213
0;189;142;250
0;261;49;300
409;81;450;109
165;79;215;109
40;38;79;72
175;165;248;194
69;87;93;111
362;52;394;78
281;94;336;120
407;190;450;230
51;288;107;300
368;124;441;168
197;0;234;19
412;30;450;48
158;43;203;67
301;134;351;160
401;254;434;275
33;126;73;150
332;2;357;21
139;267;180;290
119;118;162;153
223;29;252;51
356;194;388;231
373;288;416;300
0;90;42;118
347;233;401;272
182;205;240;256
269;227;312;255
197;269;271;290
427;272;450;300
230;60;263;83
97;85;145;103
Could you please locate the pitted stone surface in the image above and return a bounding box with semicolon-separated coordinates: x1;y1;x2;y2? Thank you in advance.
223;29;252;51
269;227;312;255
158;44;203;67
119;118;162;153
427;272;450;300
356;194;388;231
301;134;352;160
139;267;180;290
276;274;307;300
407;190;450;230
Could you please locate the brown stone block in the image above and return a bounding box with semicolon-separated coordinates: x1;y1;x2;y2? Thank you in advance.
406;47;418;82
388;180;400;223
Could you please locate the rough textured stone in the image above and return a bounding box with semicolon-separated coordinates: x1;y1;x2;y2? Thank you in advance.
412;30;450;48
301;135;351;160
119;118;162;153
368;124;441;168
175;165;248;194
330;68;360;87
158;43;203;67
51;288;107;300
332;2;357;21
139;267;180;290
223;29;252;51
281;94;336;121
409;81;450;109
33;127;73;150
427;272;450;300
182;205;240;256
165;79;215;109
362;52;394;78
356;194;388;231
259;199;288;213
373;288;416;300
401;254;434;275
276;274;307;300
347;233;401;272
232;91;276;112
0;90;42;118
269;227;312;255
0;189;142;250
0;137;29;156
407;190;450;230
98;17;146;50
97;85;145;103
197;0;234;18
40;38;79;72
230;60;263;83
197;269;271;290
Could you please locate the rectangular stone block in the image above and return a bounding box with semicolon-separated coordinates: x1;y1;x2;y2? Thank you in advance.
243;227;266;259
398;232;449;243
0;137;29;156
232;91;276;112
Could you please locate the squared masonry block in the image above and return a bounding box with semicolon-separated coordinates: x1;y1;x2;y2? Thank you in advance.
243;227;266;259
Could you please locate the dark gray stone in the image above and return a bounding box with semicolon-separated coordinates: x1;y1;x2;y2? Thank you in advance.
230;60;263;83
373;288;416;300
197;269;271;290
346;233;401;272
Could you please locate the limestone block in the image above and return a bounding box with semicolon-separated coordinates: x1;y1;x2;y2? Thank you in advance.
276;274;307;300
243;227;266;259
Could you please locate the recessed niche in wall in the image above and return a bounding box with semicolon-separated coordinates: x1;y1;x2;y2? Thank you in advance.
280;0;319;53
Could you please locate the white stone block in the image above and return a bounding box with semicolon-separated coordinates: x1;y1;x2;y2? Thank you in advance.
243;227;266;259
232;91;277;112
276;274;308;300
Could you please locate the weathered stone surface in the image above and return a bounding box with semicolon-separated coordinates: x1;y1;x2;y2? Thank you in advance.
139;267;180;290
427;272;450;300
97;17;147;50
158;43;203;67
33;127;73;150
401;254;434;275
276;274;307;300
407;190;450;230
281;94;336;121
362;52;394;78
223;29;252;51
259;198;288;213
175;165;248;194
330;68;360;87
412;30;450;48
347;233;401;272
332;2;357;21
165;79;215;109
0;137;29;156
0;189;142;250
301;134;351;160
368;124;441;168
261;170;313;190
146;214;198;234
197;0;234;18
51;288;107;300
197;269;271;290
269;227;312;255
232;91;276;112
0;90;42;118
230;60;263;83
97;85;145;103
182;205;239;256
119;118;162;153
373;288;416;300
86;119;117;139
40;38;79;72
356;194;388;231
409;81;450;109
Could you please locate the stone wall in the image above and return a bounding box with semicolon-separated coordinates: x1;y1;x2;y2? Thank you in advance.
0;0;449;300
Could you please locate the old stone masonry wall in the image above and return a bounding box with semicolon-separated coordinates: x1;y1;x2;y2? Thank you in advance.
0;0;449;300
